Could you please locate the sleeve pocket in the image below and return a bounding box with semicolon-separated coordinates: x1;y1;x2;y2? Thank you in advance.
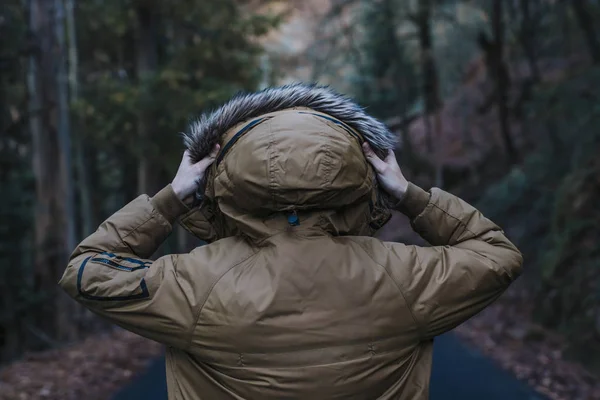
77;255;150;301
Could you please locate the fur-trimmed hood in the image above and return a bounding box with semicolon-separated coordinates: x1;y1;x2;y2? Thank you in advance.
183;83;397;162
178;83;396;242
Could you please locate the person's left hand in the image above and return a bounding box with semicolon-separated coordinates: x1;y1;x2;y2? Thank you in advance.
171;145;220;203
362;143;408;201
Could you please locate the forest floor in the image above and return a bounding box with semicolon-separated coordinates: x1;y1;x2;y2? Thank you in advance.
454;282;600;400
0;330;161;400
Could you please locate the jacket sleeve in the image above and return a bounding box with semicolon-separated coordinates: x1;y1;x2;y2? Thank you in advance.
383;183;523;339
58;185;196;350
178;200;220;243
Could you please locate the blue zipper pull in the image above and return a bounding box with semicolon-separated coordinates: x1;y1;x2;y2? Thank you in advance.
287;210;300;226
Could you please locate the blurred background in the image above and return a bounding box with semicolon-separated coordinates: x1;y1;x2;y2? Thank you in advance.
1;0;600;399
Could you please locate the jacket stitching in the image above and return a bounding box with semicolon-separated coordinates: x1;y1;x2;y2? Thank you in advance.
430;202;511;276
299;111;364;144
321;137;332;188
429;202;478;239
167;347;184;399
352;239;425;340
186;249;259;351
99;251;151;266
120;214;155;241
267;119;278;205
252;227;289;245
196;331;402;356
216;117;270;166
409;246;436;330
119;206;167;258
202;345;403;369
122;239;137;258
412;202;434;225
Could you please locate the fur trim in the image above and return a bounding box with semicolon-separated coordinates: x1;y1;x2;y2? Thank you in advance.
183;83;397;162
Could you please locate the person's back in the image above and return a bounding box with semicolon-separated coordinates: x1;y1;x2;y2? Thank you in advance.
59;84;522;399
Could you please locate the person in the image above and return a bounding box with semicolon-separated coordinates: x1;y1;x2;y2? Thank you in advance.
59;83;523;399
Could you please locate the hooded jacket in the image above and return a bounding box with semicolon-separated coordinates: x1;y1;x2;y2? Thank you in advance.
59;84;523;399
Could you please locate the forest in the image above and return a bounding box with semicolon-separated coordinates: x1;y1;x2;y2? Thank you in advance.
1;0;600;399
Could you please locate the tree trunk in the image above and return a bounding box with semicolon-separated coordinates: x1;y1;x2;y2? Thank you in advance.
66;0;102;332
399;125;414;168
416;0;444;187
433;112;444;188
491;0;517;163
54;0;76;256
66;0;95;238
519;0;541;82
571;0;600;64
135;4;160;195
417;0;434;154
28;0;76;344
0;42;23;362
55;0;78;341
0;269;21;360
459;95;479;185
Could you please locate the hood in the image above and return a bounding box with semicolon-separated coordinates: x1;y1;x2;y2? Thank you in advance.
179;83;397;242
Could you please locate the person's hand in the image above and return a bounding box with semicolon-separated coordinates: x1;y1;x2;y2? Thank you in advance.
362;142;408;201
171;145;220;203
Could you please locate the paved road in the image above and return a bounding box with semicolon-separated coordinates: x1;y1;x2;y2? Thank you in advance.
113;333;545;400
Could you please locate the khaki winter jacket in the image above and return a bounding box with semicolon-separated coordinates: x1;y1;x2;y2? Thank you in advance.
59;85;522;399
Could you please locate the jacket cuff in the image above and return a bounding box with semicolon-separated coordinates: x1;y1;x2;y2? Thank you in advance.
393;182;431;218
151;184;190;224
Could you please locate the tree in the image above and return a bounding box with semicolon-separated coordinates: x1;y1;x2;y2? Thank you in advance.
518;0;541;83
354;0;418;121
571;0;600;64
28;0;77;343
54;0;78;340
408;0;444;187
477;0;517;163
135;3;160;196
65;0;95;239
0;0;32;361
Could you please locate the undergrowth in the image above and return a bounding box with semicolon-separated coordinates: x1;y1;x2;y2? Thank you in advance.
477;67;600;371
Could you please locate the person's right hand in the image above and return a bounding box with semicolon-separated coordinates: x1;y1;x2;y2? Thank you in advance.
171;145;220;204
362;142;409;201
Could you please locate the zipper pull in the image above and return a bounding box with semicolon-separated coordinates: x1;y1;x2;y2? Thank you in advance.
287;210;300;226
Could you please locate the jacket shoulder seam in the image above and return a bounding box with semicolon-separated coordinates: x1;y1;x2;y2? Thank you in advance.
119;198;167;257
428;198;478;240
186;247;259;350
350;238;425;340
430;202;510;275
120;217;156;257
